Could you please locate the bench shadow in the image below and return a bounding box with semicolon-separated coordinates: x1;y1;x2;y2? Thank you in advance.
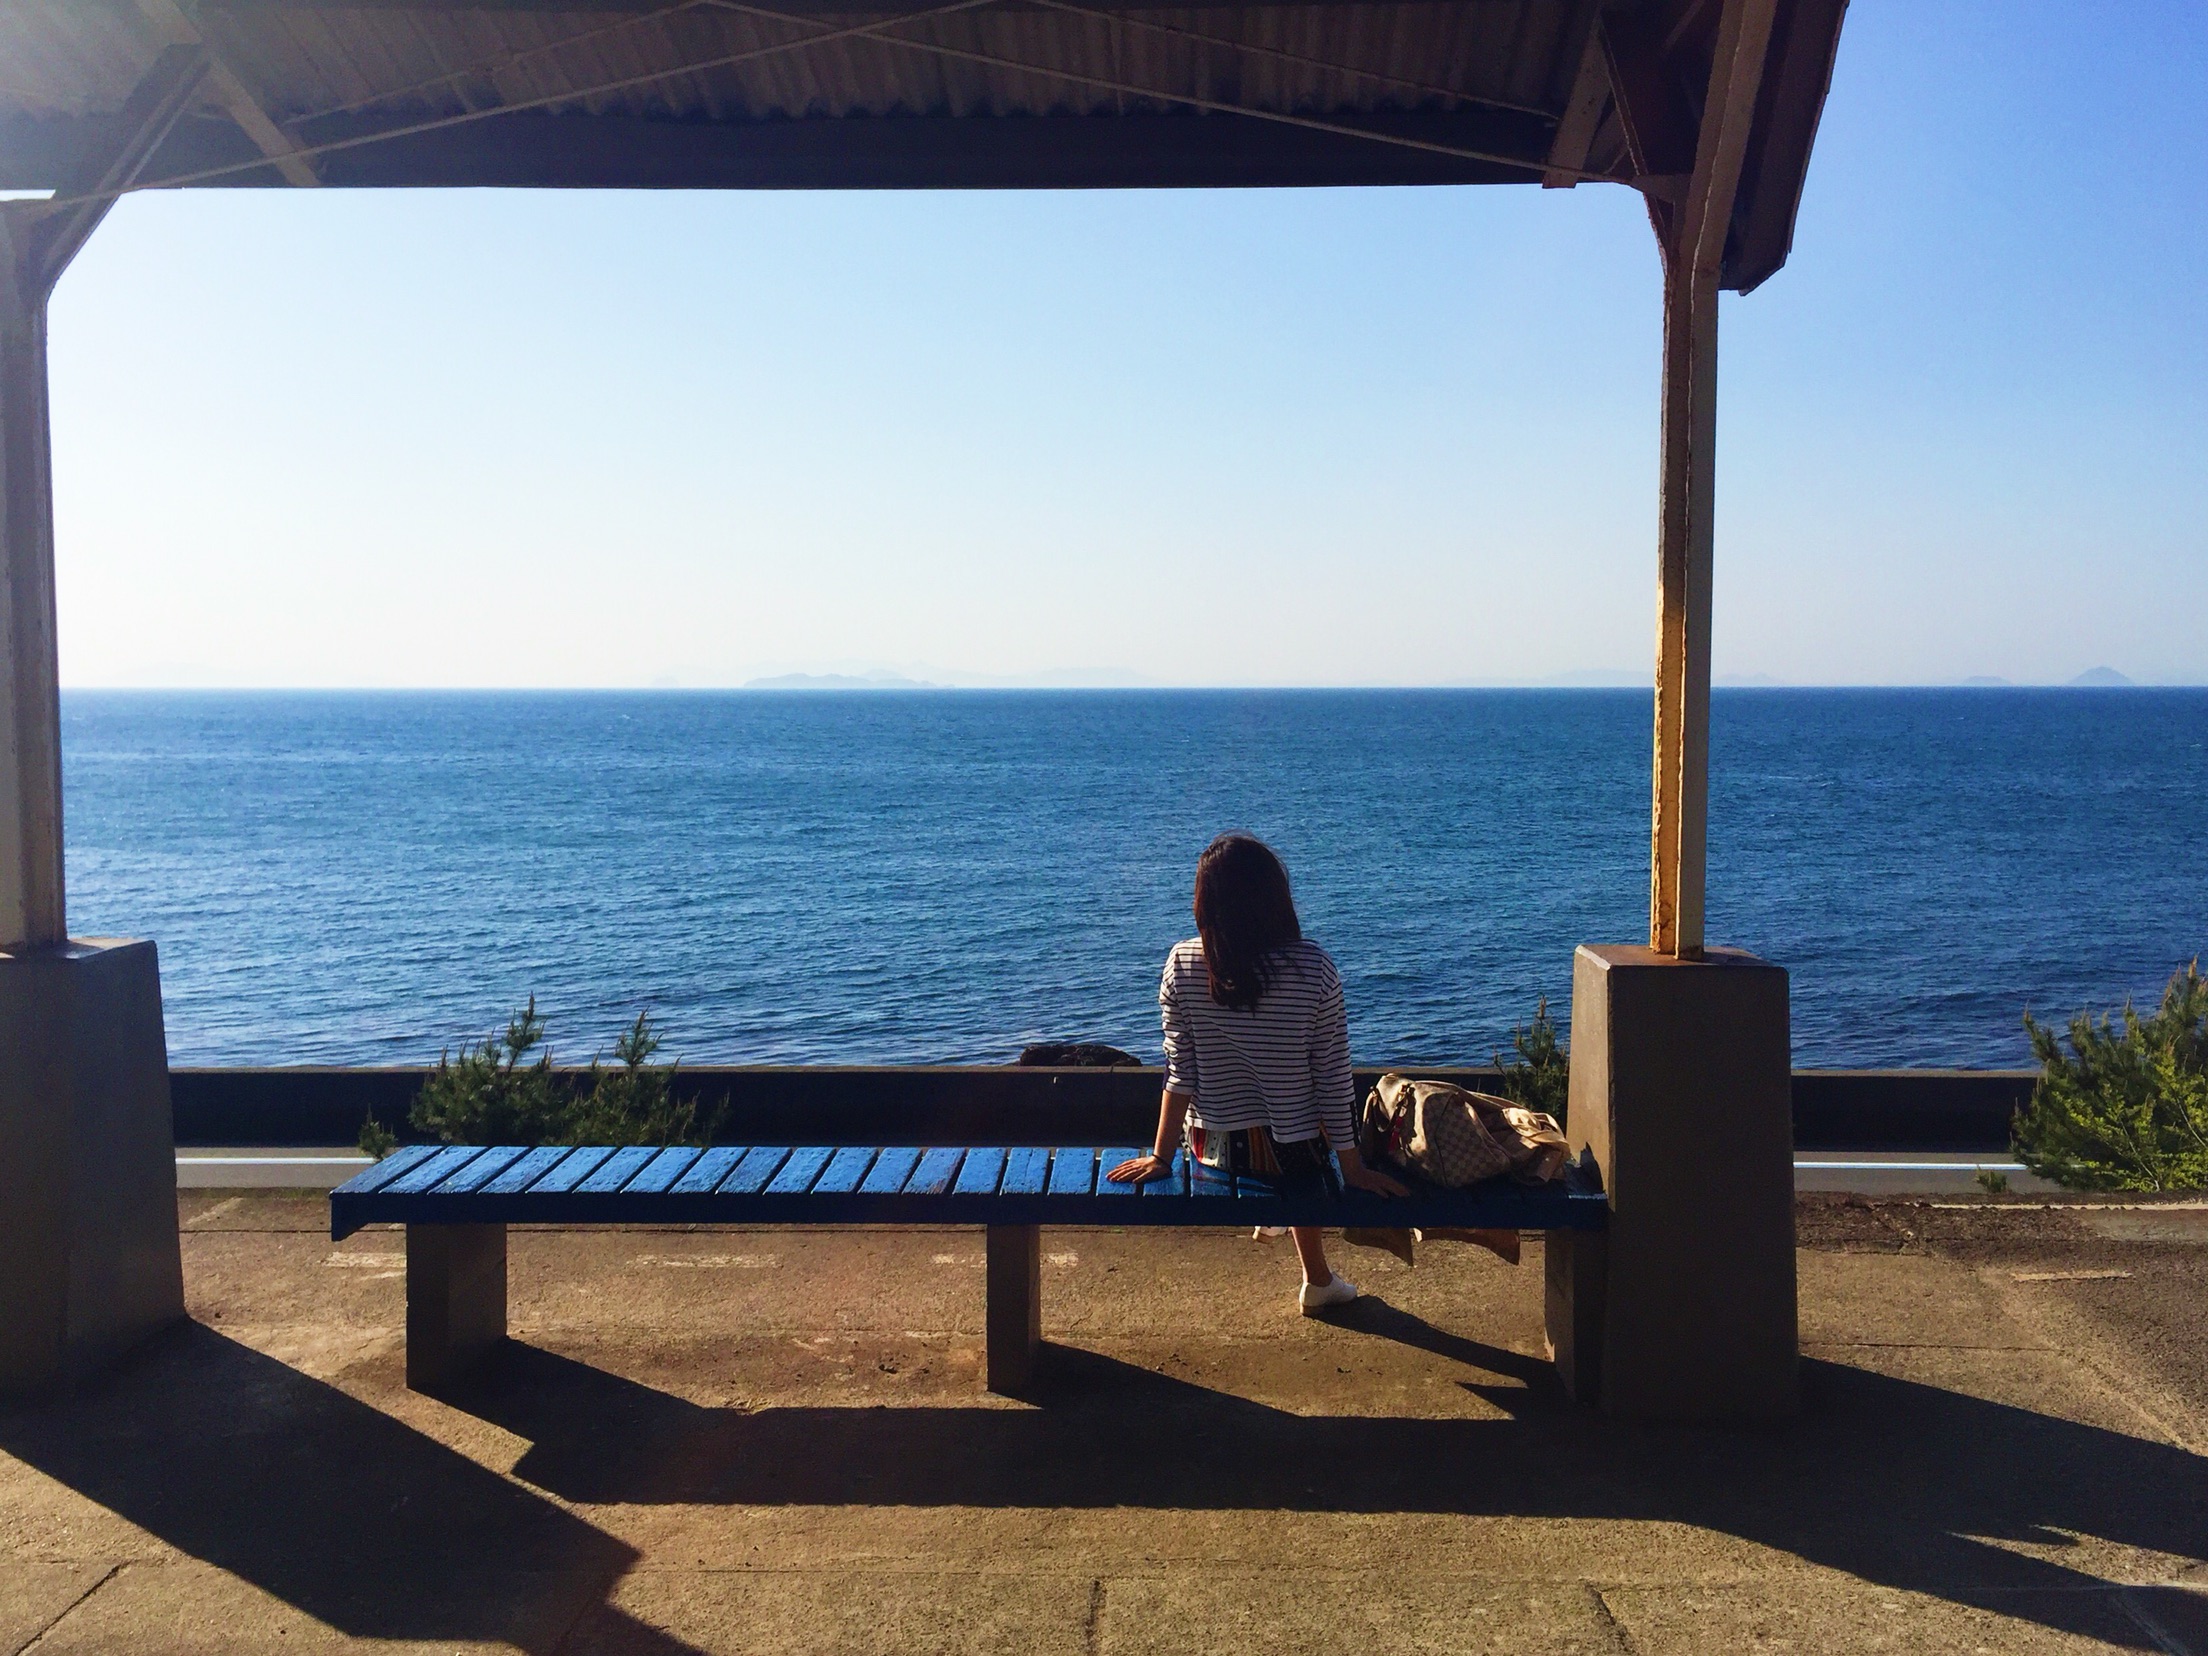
0;1322;701;1655
446;1336;2206;1652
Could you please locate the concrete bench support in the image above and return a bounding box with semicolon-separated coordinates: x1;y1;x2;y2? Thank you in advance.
0;939;184;1398
1543;1227;1607;1403
985;1223;1041;1395
406;1223;506;1392
1553;943;1796;1420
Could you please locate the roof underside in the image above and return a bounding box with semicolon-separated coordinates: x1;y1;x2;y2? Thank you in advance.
0;0;1845;290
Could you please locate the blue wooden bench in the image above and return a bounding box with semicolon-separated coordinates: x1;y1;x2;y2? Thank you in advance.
332;1142;1608;1393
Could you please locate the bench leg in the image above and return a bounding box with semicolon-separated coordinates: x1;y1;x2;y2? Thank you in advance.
406;1223;506;1393
1543;1227;1607;1404
985;1224;1041;1395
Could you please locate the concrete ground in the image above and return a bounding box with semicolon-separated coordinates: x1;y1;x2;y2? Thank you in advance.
2;1195;2205;1655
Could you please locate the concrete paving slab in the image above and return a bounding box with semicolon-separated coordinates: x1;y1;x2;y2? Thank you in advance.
566;1569;1098;1656
1095;1575;1624;1656
0;1561;111;1656
19;1559;609;1655
1798;1249;2044;1350
1603;1583;2162;1655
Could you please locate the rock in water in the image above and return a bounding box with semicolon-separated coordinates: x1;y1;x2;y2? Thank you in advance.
1017;1042;1143;1067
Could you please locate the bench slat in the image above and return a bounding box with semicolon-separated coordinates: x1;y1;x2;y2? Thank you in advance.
1045;1147;1096;1197
387;1145;487;1195
767;1146;836;1195
1000;1147;1051;1197
903;1147;965;1197
953;1147;1007;1196
860;1147;923;1194
719;1146;790;1195
672;1146;745;1194
625;1146;702;1195
576;1145;659;1194
1095;1148;1151;1198
338;1143;441;1196
435;1146;529;1195
1141;1152;1190;1198
811;1145;878;1196
1189;1158;1237;1202
528;1146;615;1194
483;1145;572;1195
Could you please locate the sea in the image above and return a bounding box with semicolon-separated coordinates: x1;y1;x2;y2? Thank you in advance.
59;688;2208;1072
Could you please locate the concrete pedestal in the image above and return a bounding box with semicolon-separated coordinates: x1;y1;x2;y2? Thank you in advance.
406;1224;507;1393
1547;944;1797;1420
985;1224;1042;1395
0;938;185;1397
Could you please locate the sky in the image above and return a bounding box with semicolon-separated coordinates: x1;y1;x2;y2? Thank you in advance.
43;0;2208;690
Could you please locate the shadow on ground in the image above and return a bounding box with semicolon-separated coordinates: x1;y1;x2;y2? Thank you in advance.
0;1324;703;1654
3;1302;2204;1652
458;1301;2206;1651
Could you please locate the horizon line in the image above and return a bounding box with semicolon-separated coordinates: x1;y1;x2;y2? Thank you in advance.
54;681;2206;694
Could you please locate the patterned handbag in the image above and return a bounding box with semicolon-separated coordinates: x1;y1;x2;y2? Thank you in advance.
1359;1073;1514;1187
1468;1094;1572;1185
1360;1073;1570;1188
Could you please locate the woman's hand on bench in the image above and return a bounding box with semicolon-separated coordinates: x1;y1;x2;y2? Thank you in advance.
1336;1144;1410;1199
1107;1152;1172;1184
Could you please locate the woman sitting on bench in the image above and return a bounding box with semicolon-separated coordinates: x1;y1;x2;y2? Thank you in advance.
1108;833;1406;1312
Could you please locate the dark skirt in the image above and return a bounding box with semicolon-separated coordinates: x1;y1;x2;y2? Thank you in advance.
1187;1123;1337;1196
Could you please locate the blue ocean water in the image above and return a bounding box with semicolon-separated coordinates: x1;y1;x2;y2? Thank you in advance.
60;688;2208;1070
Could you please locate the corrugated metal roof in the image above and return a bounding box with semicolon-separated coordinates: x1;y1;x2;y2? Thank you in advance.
0;0;1846;289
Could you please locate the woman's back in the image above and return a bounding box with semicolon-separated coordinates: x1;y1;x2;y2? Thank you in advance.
1160;935;1356;1149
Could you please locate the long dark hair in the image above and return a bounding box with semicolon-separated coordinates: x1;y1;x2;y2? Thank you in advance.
1193;833;1302;1011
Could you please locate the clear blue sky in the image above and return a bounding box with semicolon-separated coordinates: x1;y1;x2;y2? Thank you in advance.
46;0;2208;688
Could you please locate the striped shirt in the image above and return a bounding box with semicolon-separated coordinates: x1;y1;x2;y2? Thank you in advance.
1159;937;1357;1148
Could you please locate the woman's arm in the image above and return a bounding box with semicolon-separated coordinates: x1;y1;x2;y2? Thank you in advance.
1311;962;1407;1197
1107;1090;1188;1184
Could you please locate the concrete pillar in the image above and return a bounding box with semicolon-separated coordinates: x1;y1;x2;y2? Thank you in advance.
985;1223;1041;1395
0;939;185;1396
0;210;185;1400
406;1223;508;1392
1548;943;1797;1419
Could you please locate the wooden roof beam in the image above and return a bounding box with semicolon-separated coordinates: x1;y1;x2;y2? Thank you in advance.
1597;6;1696;239
24;43;210;294
1541;12;1610;188
137;0;321;187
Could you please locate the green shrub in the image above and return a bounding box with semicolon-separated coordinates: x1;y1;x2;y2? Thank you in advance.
412;997;572;1145
410;999;721;1148
357;1111;398;1160
1496;996;1569;1128
2013;961;2208;1192
565;1011;725;1147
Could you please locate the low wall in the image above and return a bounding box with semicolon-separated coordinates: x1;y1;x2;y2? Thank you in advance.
170;1065;2036;1153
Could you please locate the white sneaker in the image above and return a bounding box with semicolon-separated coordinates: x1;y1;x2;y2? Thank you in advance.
1252;1226;1287;1240
1298;1276;1359;1315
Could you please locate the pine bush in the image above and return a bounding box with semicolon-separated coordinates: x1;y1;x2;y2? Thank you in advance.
410;1000;720;1147
1496;996;1570;1128
2013;961;2208;1192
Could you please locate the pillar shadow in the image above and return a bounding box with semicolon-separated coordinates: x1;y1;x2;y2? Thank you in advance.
0;1323;701;1655
442;1338;2207;1651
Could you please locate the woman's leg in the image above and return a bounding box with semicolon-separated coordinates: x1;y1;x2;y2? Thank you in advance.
1289;1226;1331;1286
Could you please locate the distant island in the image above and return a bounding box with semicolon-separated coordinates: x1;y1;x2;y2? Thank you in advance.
744;673;944;691
2068;666;2135;688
